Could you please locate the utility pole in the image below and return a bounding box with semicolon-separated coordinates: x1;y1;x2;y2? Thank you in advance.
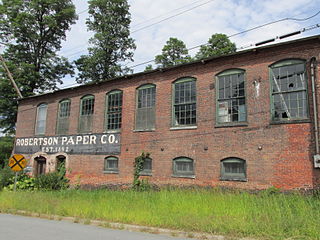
0;54;23;99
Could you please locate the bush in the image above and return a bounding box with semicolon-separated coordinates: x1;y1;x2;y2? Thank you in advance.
5;174;35;191
0;166;14;190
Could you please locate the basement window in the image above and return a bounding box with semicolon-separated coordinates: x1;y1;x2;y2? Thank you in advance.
104;156;119;173
172;157;195;178
35;103;48;135
220;158;246;181
105;90;123;131
56;99;71;135
216;69;246;124
140;157;152;176
135;84;156;131
172;78;197;127
78;95;94;133
270;59;308;122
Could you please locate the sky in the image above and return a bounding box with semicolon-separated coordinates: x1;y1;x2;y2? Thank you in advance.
57;0;320;88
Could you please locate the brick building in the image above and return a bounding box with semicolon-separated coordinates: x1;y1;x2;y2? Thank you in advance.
14;35;320;190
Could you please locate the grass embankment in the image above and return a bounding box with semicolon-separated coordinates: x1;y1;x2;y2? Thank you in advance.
0;189;319;239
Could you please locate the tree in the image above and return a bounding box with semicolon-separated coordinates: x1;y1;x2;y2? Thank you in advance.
195;33;236;60
75;0;136;84
144;64;153;72
155;37;191;68
0;0;77;134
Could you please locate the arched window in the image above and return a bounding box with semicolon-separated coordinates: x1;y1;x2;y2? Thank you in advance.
141;157;152;176
270;59;308;122
79;95;94;133
173;157;194;177
135;84;156;131
35;103;48;135
104;156;119;173
216;69;246;124
172;78;196;127
56;99;71;135
105;90;123;131
220;158;246;181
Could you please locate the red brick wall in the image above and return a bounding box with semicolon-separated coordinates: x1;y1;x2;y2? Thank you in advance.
15;37;320;190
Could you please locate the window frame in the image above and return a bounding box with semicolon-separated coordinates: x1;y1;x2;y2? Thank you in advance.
35;103;48;135
269;59;309;123
135;84;156;131
220;157;247;182
56;98;71;135
78;94;95;133
215;69;247;127
171;77;197;129
140;157;152;176
172;157;195;178
105;90;123;132
103;156;119;174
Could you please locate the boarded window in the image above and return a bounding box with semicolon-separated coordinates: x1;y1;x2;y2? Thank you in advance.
141;157;152;175
173;157;194;177
173;78;196;126
79;95;94;133
56;99;71;135
136;84;156;130
35;103;48;135
217;70;246;123
270;59;308;121
220;158;246;181
104;156;119;173
106;90;122;131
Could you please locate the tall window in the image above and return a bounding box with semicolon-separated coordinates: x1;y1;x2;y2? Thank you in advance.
79;95;94;133
56;99;71;135
216;69;246;124
220;158;246;181
104;156;119;173
173;78;196;127
173;157;194;177
270;59;308;121
35;103;48;135
135;84;156;131
106;90;123;131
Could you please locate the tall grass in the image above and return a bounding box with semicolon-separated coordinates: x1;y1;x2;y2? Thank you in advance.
0;189;319;239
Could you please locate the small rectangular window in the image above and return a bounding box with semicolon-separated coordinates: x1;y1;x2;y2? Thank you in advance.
136;85;156;131
141;157;152;176
221;158;246;181
173;157;194;177
104;157;119;173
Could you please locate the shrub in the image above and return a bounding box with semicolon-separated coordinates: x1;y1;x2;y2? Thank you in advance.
0;166;14;190
5;174;35;191
34;164;69;190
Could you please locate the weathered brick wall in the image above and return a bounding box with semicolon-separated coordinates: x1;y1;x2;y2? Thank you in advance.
15;37;320;190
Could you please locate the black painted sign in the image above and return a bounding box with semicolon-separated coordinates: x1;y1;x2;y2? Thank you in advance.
14;133;120;155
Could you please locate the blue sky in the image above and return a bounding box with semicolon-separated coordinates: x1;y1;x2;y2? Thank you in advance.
58;0;320;88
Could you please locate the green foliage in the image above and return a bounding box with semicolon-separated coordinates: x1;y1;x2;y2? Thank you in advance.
195;33;236;60
133;152;151;191
0;166;14;190
6;174;35;191
75;0;136;83
0;136;13;168
155;37;192;68
144;64;153;71
0;0;77;133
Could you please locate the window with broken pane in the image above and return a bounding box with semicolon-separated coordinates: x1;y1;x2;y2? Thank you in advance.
270;60;308;121
79;95;94;133
56;99;71;135
216;70;246;124
106;90;122;131
173;78;196;126
135;84;156;130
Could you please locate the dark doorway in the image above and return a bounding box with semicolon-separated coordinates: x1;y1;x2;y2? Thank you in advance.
35;156;46;176
56;155;66;176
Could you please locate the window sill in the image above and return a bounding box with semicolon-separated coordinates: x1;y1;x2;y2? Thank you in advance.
270;119;310;125
215;122;248;128
172;174;195;179
133;129;156;132
140;172;152;176
170;126;197;131
220;178;247;182
104;130;121;134
103;170;119;174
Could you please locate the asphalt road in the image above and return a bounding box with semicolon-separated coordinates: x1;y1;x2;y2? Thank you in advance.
0;214;193;240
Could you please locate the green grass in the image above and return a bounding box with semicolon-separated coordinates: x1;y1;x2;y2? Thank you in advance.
0;189;319;239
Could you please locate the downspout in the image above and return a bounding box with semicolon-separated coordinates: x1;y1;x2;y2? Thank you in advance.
311;57;319;157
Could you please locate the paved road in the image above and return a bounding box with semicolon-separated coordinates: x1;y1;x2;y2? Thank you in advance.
0;214;193;240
